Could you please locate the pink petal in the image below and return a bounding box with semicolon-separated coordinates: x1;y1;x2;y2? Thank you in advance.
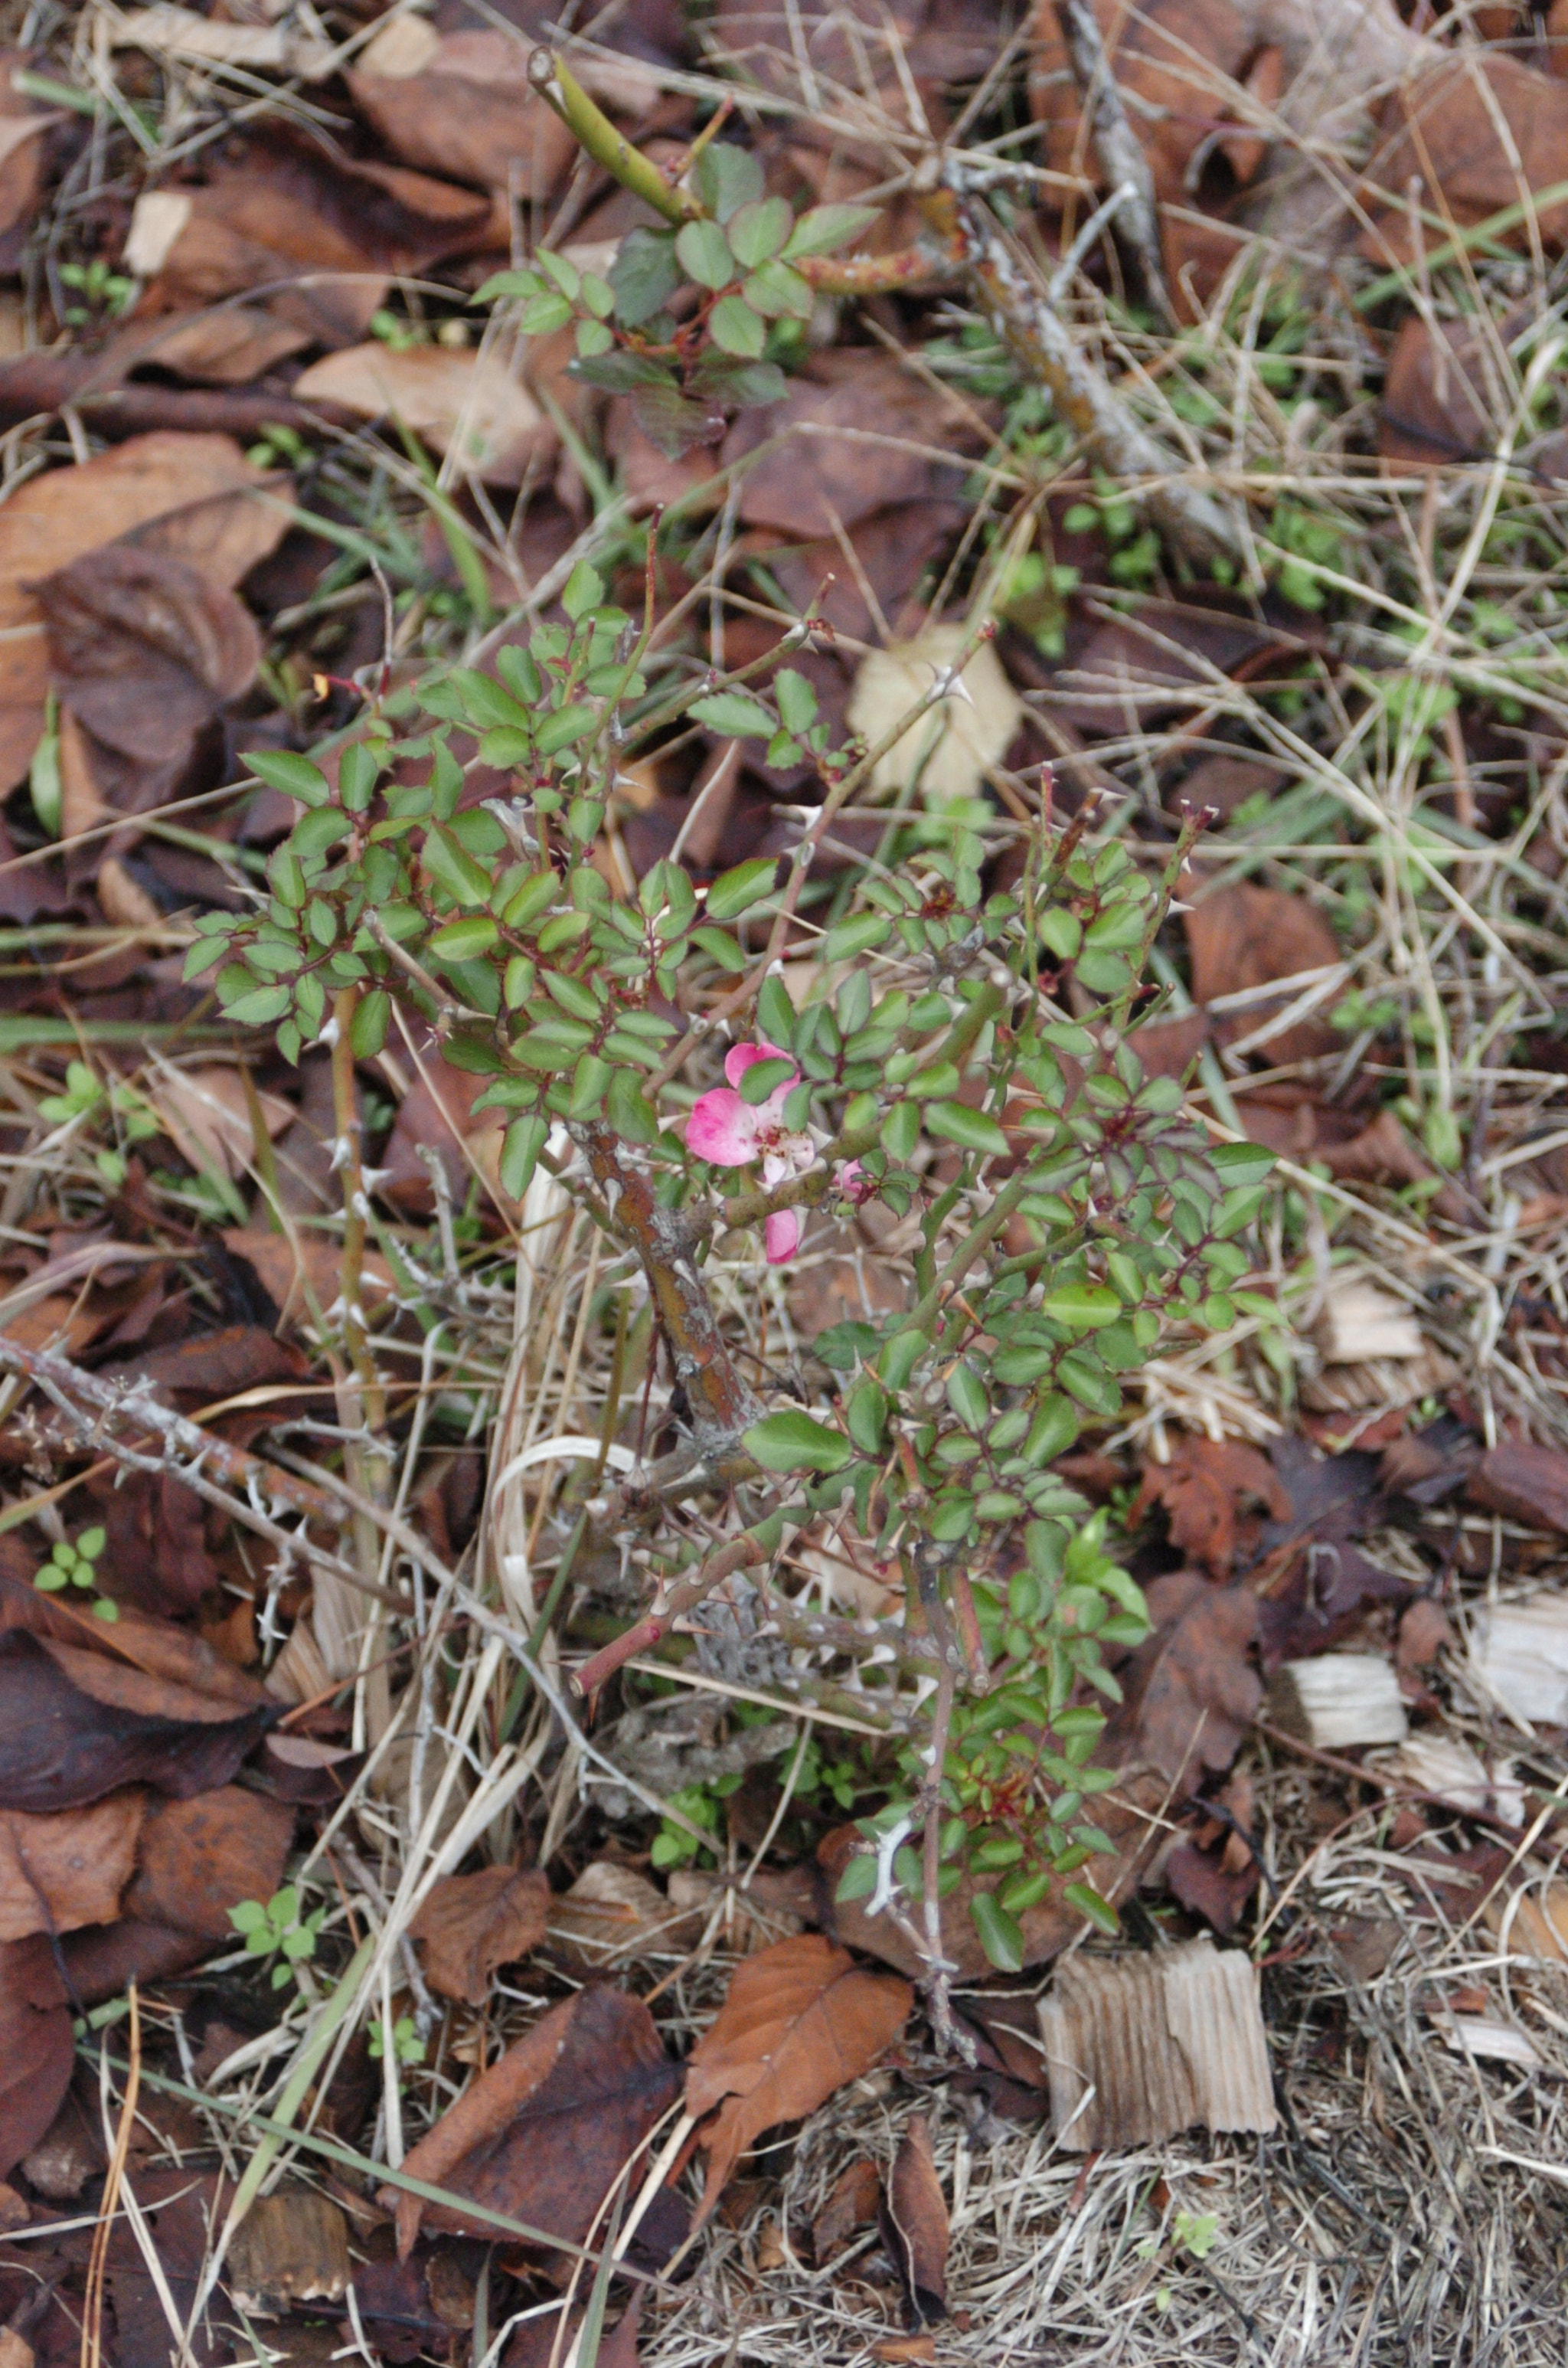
764;1208;801;1264
724;1039;797;1090
837;1159;870;1203
685;1089;759;1166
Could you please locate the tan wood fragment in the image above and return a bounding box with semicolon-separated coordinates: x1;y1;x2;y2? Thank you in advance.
1269;1654;1409;1751
1038;1938;1276;2150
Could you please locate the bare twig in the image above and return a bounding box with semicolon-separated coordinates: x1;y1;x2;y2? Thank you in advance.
1051;0;1174;322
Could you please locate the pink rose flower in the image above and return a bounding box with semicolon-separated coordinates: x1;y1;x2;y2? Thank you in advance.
685;1042;815;1264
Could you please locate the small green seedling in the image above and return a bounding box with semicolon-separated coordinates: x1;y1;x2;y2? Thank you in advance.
34;1526;117;1621
369;2015;426;2066
36;1059;160;1187
228;1885;327;1988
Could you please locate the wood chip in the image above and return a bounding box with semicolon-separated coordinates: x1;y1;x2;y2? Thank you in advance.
1037;1937;1276;2151
1428;2011;1542;2069
1372;1732;1526;1826
1470;1593;1568;1726
1312;1281;1425;1365
227;2188;351;2310
1268;1653;1409;1750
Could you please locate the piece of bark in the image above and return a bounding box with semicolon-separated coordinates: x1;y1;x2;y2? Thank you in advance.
1037;1937;1276;2150
1470;1593;1568;1725
1268;1654;1409;1750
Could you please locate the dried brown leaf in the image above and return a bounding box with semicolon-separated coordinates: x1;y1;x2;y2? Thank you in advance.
385;1985;679;2261
409;1864;550;2005
884;2116;949;2324
1467;1441;1568;1534
348;32;577;195
293;344;548;486
0;1793;143;1940
685;1934;911;2224
37;542;260;765
125;1785;294;1941
0;1935;74;2181
1133;1434;1291;1576
1103;1572;1261;1784
1184;878;1342;1065
0;1629;274;1813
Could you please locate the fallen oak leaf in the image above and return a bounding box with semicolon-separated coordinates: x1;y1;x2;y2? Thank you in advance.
383;1985;680;2262
684;1933;911;2226
409;1864;550;2006
1132;1434;1290;1577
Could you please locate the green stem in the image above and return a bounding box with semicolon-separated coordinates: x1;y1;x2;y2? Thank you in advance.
528;51;698;225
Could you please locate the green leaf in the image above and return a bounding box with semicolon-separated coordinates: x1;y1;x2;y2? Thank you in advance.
675;218;735;291
350;989;389;1058
1063;1881;1120;1935
534;248;580;299
534;703;599;757
709;293;766;356
561;560;604;620
422;824;492;908
1039;907;1082;960
706;856;778;921
430;914;499;962
500;1113;548;1199
610;226;681;326
1040;1284;1122;1330
472;268;544;304
743;1410;852;1473
227;1899;268;1935
688;352;787;407
247;750;331;806
774;669;818;734
690;691;775;738
970;1892;1025;1973
844;1376;887;1456
739;1055;794;1104
726;196;793;267
1210;1141;1278;1188
782;202;878;258
926;1101;1010;1157
570;348;678;392
692;142;763;222
30;698;60;838
225;986;292;1026
635;382;727;458
743;260;813;319
520;289;573;334
575;316;614;358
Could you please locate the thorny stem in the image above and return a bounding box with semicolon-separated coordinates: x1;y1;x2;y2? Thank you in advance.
577;1125;761;1466
324;988;394;1731
926;179;1243;567
570;1530;769;1696
1051;0;1173;324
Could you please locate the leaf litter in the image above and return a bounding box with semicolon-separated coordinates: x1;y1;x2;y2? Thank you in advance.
0;0;1561;2363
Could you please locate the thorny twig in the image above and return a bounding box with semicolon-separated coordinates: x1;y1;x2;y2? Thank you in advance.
924;173;1244;567
1051;0;1174;322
